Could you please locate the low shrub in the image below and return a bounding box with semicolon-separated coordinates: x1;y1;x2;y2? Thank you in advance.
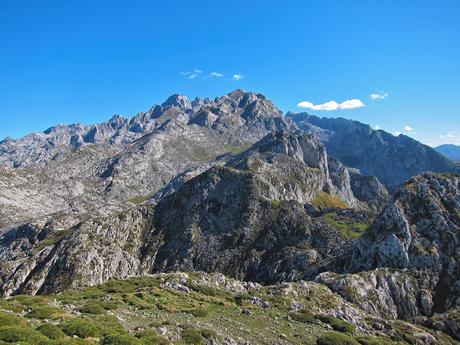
0;312;27;327
355;336;394;345
317;332;360;345
181;328;204;345
80;302;106;315
190;308;208;317
135;330;169;345
0;326;46;344
61;319;99;338
102;334;141;345
234;293;251;305
289;310;316;324
37;324;66;339
88;315;125;337
317;315;356;333
201;329;217;339
26;305;61;319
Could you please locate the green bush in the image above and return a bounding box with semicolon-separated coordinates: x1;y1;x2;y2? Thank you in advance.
26;305;61;319
181;329;204;345
355;336;394;345
80;302;107;315
317;332;360;345
61;319;99;338
289;310;316;324
37;324;66;339
317;315;356;333
0;326;46;344
86;315;124;337
234;293;251;305
135;330;169;345
10;295;49;307
42;339;95;345
101;334;141;345
190;308;208;317
0;312;27;327
200;329;217;339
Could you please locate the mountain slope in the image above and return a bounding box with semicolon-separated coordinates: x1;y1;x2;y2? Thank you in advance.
287;112;459;186
0;131;385;296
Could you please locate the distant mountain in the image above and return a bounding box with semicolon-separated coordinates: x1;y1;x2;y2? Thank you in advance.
287;112;459;186
436;144;460;161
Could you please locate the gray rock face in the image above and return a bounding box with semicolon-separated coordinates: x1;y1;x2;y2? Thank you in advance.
319;173;460;320
0;130;378;296
0;90;293;233
350;173;460;309
287;112;459;186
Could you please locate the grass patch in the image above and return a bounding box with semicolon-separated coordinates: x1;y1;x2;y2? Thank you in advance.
312;192;348;210
321;212;368;240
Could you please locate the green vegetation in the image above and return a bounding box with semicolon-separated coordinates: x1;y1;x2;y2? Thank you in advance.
80;301;107;314
317;315;356;333
223;143;252;154
289;310;316;324
321;212;369;239
0;326;46;345
0;273;456;345
128;194;154;205
36;324;66;339
26;305;62;319
312;191;348;209
317;332;360;345
181;328;204;345
61;319;100;338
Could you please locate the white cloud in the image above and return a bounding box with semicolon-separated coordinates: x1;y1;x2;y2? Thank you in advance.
180;69;204;79
181;70;241;80
374;125;381;130
394;131;402;136
446;134;455;138
370;92;389;100
297;99;364;111
403;126;413;132
437;132;460;145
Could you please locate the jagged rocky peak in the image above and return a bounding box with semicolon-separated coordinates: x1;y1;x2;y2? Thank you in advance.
161;93;192;110
231;130;328;171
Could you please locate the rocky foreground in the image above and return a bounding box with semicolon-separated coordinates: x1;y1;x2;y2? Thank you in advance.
0;271;459;345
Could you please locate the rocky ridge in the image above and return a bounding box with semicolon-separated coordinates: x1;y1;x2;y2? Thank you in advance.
287;112;459;186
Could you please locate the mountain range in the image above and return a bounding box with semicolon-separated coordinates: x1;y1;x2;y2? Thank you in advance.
1;90;460;344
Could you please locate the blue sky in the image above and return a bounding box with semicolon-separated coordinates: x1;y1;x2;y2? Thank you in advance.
0;0;459;146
